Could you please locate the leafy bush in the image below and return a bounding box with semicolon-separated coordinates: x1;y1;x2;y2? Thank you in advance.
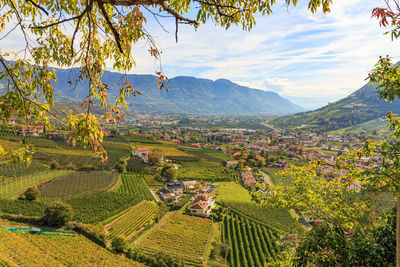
21;187;40;201
111;236;128;253
43;201;74;227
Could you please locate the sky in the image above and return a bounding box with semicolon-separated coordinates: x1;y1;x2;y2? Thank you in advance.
2;0;400;110
127;0;400;110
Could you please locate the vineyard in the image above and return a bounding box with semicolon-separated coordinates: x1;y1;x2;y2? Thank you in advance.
0;199;47;216
116;174;153;201
136;213;213;266
104;201;158;240
178;147;224;162
66;191;137;224
178;161;235;181
0;232;142;266
222;213;279;267
0;161;49;178
225;201;303;233
126;156;147;172
38;172;118;199
0;170;71;199
103;141;132;151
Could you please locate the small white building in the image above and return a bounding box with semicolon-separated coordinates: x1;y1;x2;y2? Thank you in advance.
165;181;185;195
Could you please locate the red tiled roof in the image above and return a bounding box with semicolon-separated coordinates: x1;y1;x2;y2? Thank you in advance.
137;147;149;151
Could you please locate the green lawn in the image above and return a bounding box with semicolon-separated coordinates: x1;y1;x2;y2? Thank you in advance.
212;181;252;203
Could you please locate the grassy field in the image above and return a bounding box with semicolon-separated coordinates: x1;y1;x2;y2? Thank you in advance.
104;200;158;240
178;161;235;181
38;172;118;199
37;147;97;157
212;182;252;203
0;231;142;266
136;213;212;266
131;143;190;157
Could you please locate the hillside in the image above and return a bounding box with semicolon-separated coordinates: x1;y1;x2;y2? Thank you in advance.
0;63;304;116
273;82;400;132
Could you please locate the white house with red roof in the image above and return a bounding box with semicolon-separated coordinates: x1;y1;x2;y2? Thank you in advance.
188;193;215;217
136;147;149;162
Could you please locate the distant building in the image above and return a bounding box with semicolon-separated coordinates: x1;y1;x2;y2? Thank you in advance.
191;143;201;148
19;126;44;137
188;193;215;217
136;147;149;162
6;118;16;125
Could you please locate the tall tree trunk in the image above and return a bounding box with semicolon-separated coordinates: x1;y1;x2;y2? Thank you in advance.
397;197;400;267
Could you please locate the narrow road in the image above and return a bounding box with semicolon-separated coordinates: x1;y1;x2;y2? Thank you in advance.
259;170;273;188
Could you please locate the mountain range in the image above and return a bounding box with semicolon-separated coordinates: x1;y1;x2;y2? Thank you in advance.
273;81;400;132
0;62;304;116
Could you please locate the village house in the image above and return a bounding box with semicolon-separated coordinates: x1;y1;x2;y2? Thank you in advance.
240;171;257;191
188;193;215;217
19;126;44;137
165;181;185;195
6;118;17;125
136;147;149;162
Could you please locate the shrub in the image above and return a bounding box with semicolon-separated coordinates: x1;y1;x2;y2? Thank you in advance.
50;161;60;170
43;201;74;227
65;163;77;170
111;236;128;253
22;187;40;201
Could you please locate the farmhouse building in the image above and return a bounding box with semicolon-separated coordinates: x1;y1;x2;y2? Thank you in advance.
136;147;149;162
165;181;185;195
188;193;215;217
19;126;44;137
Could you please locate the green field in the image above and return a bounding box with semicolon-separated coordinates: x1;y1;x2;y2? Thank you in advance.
136;213;213;266
38;172;118;199
178;161;235;181
212;182;252;203
104;200;158;240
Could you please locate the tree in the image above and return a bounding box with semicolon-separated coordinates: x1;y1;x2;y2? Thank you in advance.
0;0;332;165
21;186;40;201
43;201;74;227
111;236;128;253
162;165;178;181
257;162;375;231
149;149;164;164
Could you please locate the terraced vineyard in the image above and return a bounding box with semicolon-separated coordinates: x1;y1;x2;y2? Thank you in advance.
0;161;49;178
126;156;147;172
0;170;71;199
38;172;118;199
117;174;153;201
104;201;158;240
222;213;279;267
136;213;213;266
0;232;142;266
